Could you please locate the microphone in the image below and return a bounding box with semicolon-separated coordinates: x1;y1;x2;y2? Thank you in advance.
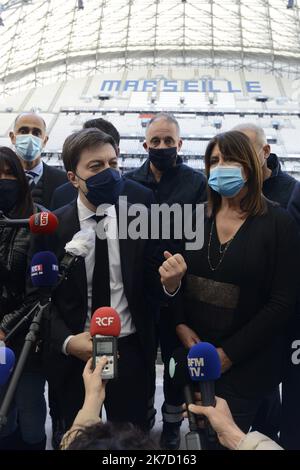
0;346;15;386
187;342;221;446
60;228;95;280
187;342;221;406
0;211;58;234
169;347;202;450
4;251;59;343
30;251;59;293
90;307;121;380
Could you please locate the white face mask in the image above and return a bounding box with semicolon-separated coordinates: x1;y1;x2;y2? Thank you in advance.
15;134;43;162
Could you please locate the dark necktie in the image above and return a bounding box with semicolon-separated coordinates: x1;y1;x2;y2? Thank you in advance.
91;214;111;314
25;170;38;188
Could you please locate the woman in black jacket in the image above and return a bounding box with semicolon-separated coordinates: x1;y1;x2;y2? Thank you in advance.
173;131;300;439
0;147;47;450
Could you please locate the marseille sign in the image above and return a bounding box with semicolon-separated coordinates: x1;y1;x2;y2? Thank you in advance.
100;79;262;94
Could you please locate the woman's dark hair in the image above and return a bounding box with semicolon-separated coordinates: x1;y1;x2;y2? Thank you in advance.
64;422;160;451
0;146;34;218
204;130;267;217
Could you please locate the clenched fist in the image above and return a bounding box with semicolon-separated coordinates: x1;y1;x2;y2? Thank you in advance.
159;251;187;294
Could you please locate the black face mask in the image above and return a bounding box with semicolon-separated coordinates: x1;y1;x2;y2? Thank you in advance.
77;168;124;207
148;147;177;172
0;179;20;214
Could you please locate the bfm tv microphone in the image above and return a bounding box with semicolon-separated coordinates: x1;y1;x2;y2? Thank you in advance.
169;347;202;450
0;211;58;234
187;342;221;406
90;307;121;380
187;342;221;445
0;346;15;386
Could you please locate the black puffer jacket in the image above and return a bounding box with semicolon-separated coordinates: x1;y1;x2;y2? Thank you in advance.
125;156;207;206
0;204;44;333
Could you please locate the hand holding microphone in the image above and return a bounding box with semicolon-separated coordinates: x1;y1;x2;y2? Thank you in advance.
61;356;109;446
82;357;108;412
183;394;245;450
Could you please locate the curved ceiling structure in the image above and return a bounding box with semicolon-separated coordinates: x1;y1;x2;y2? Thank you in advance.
1;0;300;94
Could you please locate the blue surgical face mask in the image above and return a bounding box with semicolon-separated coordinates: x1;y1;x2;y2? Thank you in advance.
77;167;124;207
208;166;245;197
0;179;20;214
15;134;43;162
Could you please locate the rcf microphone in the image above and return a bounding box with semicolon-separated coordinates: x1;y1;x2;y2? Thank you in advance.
0;211;58;234
30;251;59;290
90;307;121;380
187;342;221;445
0;347;15;386
169;348;202;450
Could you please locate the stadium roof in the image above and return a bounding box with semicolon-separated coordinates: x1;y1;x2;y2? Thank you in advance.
1;0;300;95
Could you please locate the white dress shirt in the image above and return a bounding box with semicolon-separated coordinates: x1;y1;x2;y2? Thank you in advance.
63;197;136;354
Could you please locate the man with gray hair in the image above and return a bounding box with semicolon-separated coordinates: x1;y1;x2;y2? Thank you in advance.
234;122;300;450
233;123;299;212
125;112;207;450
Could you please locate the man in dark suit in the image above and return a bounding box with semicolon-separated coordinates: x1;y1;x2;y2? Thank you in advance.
50;117;155;210
125;113;207;449
49;118;154;447
9;113;67;209
33;128;185;433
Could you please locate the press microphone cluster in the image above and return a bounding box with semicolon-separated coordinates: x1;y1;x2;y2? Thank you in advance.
0;253;59;429
5;229;94;344
90;307;121;380
0;211;58;234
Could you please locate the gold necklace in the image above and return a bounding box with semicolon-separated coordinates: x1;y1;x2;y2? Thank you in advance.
208;220;234;271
